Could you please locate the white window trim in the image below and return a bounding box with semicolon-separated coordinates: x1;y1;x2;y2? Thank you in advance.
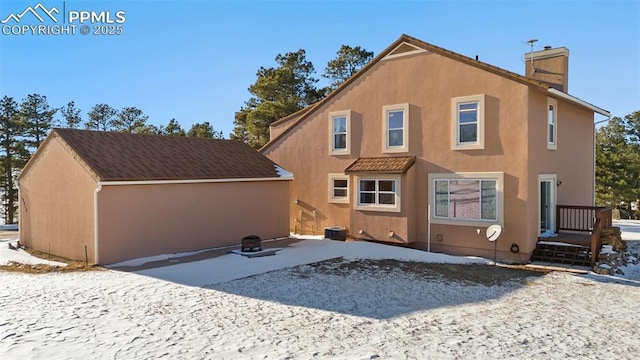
428;172;504;227
329;110;351;155
328;173;349;204
451;94;485;150
382;103;409;153
354;174;401;212
382;42;427;60
547;98;557;150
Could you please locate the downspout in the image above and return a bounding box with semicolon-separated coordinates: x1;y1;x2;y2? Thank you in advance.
94;182;103;264
16;182;20;233
427;204;431;252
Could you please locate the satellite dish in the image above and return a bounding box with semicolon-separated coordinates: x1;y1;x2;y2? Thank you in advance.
486;225;502;242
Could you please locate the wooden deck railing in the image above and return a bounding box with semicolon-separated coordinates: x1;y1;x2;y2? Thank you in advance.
556;205;612;266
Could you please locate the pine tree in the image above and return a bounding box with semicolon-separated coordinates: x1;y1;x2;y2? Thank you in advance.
112;107;149;133
0;96;26;224
187;122;224;138
164;118;186;136
60;101;82;128
85;104;117;131
20;94;57;150
596;113;640;218
323;45;374;91
232;49;325;149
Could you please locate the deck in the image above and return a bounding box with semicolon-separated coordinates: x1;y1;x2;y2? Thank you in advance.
538;231;591;247
532;205;612;267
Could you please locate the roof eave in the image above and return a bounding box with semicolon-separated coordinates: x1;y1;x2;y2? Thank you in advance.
98;176;293;186
548;88;610;118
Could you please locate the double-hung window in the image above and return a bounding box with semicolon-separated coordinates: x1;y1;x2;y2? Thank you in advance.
329;110;351;155
382;104;409;152
429;172;503;226
355;176;401;212
451;94;485;150
547;98;557;150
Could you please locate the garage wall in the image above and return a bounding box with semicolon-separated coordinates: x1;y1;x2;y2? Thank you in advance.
19;136;97;262
96;180;290;264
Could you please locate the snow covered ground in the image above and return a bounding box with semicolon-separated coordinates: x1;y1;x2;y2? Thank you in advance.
1;223;640;359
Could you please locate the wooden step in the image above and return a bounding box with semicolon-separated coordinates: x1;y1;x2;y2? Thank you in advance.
531;241;592;267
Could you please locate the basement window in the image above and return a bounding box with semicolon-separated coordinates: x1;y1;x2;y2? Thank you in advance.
328;174;349;203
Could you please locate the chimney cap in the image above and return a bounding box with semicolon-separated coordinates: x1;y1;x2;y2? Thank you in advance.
544;45;552;50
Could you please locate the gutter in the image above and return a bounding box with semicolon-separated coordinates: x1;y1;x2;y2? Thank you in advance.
548;88;610;117
98;176;293;187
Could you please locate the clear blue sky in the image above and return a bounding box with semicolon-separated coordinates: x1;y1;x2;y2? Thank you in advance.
1;0;638;136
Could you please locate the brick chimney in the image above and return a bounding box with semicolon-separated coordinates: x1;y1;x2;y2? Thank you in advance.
524;46;569;92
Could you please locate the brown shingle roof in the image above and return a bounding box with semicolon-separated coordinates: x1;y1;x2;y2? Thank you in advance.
47;128;289;181
345;156;416;174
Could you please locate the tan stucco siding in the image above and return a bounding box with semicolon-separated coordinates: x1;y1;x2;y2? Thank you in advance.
265;50;597;262
270;117;300;141
96;180;289;264
525;91;596;249
349;166;417;243
19;136;96;262
555;99;595;206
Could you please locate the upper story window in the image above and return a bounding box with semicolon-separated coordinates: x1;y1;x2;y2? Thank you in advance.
329;110;351;155
547;98;557;150
382;104;409;153
451;94;485;150
355;175;401;212
328;173;349;203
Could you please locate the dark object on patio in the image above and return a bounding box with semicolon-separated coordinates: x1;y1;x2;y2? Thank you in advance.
241;235;262;252
324;226;346;241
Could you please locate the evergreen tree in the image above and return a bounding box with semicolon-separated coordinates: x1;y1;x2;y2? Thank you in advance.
60;101;82;129
0;96;26;224
85;104;117;131
232;49;325;149
230;108;249;143
20;94;57;149
596;113;640;218
187;122;224;139
112;107;149;133
164;118;186;136
323;45;374;90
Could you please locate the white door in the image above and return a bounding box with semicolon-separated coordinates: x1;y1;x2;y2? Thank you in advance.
539;175;557;236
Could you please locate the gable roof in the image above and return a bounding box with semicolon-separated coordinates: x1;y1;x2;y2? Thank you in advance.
261;34;609;153
21;128;292;182
345;156;416;174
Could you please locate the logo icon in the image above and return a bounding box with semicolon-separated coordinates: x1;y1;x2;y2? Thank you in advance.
1;3;59;24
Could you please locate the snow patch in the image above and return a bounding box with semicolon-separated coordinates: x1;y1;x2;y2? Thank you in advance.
0;239;67;267
133;238;487;287
274;165;293;178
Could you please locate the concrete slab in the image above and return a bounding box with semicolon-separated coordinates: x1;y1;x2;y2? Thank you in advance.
230;248;280;258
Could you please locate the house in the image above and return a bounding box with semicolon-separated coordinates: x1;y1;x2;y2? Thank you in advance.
261;34;610;263
18;129;292;264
